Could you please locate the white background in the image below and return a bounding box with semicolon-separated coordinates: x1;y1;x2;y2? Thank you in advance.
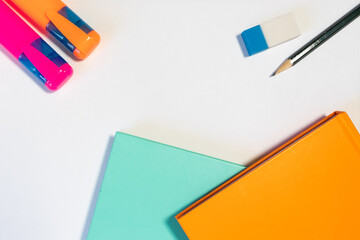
0;0;359;239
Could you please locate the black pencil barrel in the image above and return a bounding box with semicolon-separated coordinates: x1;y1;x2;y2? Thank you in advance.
290;3;360;65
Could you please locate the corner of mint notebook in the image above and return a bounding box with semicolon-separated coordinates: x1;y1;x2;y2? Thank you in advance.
87;132;245;240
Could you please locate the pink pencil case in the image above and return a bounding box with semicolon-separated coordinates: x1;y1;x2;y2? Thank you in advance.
0;1;73;91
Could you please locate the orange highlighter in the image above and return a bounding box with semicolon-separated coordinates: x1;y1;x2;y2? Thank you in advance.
6;0;100;60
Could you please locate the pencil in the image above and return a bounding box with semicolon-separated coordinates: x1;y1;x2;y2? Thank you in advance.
271;3;360;77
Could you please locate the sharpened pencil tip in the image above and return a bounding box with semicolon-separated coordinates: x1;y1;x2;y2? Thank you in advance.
271;59;293;77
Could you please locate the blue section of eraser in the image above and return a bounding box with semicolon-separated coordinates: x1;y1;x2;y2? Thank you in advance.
241;25;268;56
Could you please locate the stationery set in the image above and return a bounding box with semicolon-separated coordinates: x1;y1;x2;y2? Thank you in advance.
1;1;359;239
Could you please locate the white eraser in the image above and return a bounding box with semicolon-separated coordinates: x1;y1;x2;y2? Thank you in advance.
241;12;302;55
260;13;301;47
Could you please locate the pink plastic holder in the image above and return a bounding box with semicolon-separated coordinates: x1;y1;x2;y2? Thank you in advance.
0;1;73;91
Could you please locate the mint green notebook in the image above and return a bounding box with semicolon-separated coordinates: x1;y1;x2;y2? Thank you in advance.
87;132;245;240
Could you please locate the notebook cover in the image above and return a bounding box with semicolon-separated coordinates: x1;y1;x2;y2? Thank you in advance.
87;132;245;240
176;111;360;240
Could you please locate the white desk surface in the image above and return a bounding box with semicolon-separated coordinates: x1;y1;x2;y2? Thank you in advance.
0;0;359;239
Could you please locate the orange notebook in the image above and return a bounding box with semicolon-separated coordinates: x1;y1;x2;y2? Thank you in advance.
176;111;360;240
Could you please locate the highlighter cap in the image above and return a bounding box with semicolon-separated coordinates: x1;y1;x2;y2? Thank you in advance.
0;1;72;91
19;38;73;91
46;6;101;59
